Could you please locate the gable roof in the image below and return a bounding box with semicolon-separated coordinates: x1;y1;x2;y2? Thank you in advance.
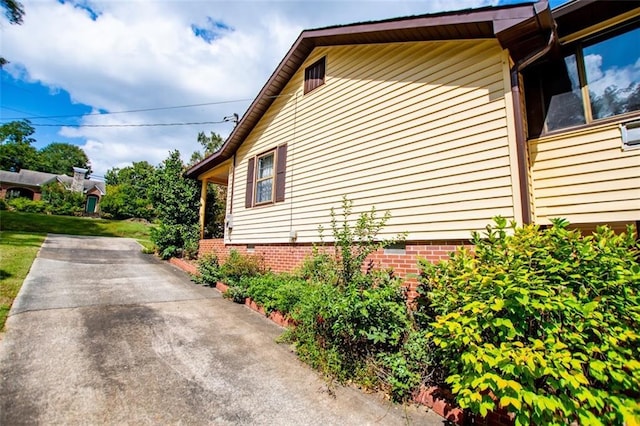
186;1;554;179
57;175;106;195
0;169;59;187
0;169;106;195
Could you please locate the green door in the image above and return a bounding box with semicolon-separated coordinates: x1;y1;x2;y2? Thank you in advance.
86;196;98;213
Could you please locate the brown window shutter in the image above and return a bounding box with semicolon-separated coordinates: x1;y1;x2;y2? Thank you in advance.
245;157;255;208
304;57;326;94
275;144;287;202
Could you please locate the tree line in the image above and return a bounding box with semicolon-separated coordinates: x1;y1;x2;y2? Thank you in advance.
1;119;226;258
0;120;92;176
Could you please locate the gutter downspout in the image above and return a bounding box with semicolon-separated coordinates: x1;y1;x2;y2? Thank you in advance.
510;26;556;224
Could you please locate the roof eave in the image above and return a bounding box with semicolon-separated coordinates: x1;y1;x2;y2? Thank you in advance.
185;1;552;179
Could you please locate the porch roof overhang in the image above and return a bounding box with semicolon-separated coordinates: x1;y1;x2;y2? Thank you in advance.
185;1;553;180
197;158;232;185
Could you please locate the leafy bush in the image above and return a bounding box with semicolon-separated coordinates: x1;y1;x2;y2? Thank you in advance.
297;247;339;284
195;253;221;286
41;182;84;216
320;196;406;286
100;184;155;220
219;250;266;287
8;197;47;213
0;198;8;210
416;217;640;425
286;270;411;388
223;284;249;304
379;329;434;401
242;272;311;315
280;198;415;396
151;222;200;259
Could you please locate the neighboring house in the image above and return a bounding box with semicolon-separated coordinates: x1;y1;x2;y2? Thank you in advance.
187;0;640;278
0;167;106;214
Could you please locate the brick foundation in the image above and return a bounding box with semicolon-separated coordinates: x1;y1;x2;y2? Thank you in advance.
198;238;471;298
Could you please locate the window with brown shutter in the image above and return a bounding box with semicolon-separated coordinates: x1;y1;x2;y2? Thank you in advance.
254;150;275;205
304;57;326;94
245;157;255;208
275;144;287;202
245;144;287;208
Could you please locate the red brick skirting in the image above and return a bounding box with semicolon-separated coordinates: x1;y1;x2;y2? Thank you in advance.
169;257;198;275
413;386;466;424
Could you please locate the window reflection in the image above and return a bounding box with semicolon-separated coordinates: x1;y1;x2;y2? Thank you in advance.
524;22;640;137
544;54;586;132
584;26;640;120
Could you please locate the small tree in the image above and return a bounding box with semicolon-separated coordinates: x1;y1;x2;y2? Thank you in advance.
320;195;406;287
149;151;200;259
0;120;38;171
101;161;156;220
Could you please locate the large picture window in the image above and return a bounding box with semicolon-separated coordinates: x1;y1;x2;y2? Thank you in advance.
524;21;640;138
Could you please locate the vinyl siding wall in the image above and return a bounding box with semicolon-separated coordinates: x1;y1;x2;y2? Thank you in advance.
227;39;518;244
529;123;640;224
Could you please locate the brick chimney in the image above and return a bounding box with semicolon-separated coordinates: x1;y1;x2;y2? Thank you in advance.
71;167;87;193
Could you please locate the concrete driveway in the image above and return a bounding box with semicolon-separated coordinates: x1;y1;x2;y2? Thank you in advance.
0;234;444;425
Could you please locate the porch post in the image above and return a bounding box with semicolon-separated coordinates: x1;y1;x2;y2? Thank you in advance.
199;178;207;239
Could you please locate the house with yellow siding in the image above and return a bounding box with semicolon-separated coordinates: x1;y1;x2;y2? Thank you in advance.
187;0;640;276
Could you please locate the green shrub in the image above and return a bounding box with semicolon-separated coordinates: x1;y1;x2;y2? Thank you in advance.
379;329;434;401
41;182;84;216
416;217;640;425
243;272;311;315
195;253;221;286
0;198;8;210
320;196;406;286
223;284;249;304
297;246;339;284
151;222;200;259
219;250;266;287
285;269;412;391
8;197;47;213
281;198;415;397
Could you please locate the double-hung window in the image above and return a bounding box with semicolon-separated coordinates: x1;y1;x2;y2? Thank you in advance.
245;144;288;208
524;20;640;138
255;151;274;204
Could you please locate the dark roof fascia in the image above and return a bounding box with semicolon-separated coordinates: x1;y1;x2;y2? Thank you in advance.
186;1;550;179
551;0;597;18
551;0;639;40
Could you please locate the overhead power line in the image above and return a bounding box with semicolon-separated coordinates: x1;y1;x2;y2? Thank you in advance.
0;92;294;121
0;98;255;120
27;120;234;128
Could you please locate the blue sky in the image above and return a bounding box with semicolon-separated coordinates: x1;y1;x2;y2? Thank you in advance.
1;0;571;178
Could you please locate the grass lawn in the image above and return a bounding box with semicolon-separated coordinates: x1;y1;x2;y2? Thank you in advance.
0;211;156;330
0;231;46;330
0;210;154;248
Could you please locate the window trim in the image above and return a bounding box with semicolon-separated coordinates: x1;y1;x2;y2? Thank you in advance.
244;144;287;209
253;149;276;206
304;56;326;94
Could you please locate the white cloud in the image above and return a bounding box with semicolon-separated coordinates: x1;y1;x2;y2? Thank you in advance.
1;0;496;177
584;53;640;100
